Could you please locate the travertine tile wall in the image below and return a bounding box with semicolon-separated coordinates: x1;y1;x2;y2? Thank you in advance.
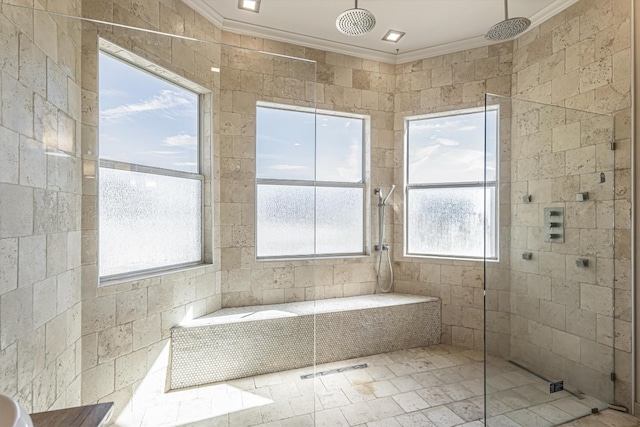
391;42;515;352
79;0;222;417
506;98;616;402
218;32;396;307
0;0;633;418
507;0;632;408
0;0;84;413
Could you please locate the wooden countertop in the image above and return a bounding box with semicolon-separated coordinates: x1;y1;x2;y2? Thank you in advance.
30;402;114;427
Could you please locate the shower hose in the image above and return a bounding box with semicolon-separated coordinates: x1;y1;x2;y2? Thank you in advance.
376;246;393;293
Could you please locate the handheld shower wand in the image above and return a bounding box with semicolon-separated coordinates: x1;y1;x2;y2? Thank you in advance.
374;186;395;293
375;185;395;251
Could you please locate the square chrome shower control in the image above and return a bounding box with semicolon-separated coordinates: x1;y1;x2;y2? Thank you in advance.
544;207;564;243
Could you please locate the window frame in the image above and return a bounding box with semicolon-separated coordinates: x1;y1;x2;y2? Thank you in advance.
97;45;206;283
403;106;499;261
255;102;370;261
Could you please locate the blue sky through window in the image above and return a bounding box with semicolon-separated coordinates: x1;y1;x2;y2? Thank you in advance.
99;52;199;173
408;110;497;184
256;106;363;182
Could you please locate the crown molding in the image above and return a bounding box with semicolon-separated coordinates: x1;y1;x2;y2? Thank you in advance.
396;36;494;64
529;0;580;25
182;0;224;29
182;0;578;65
224;19;399;63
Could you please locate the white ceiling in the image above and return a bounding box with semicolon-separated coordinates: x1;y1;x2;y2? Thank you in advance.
184;0;578;63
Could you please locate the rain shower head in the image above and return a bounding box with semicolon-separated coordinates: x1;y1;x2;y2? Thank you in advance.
485;0;531;41
336;0;376;36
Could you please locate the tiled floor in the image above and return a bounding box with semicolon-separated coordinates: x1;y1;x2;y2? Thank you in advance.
112;345;638;427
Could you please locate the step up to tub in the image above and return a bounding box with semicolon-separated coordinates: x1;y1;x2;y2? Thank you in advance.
169;293;441;389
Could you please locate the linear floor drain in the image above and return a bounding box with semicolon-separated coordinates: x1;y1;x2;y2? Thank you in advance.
300;363;368;380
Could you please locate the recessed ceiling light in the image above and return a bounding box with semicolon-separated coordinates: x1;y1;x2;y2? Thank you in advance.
238;0;260;12
382;30;405;43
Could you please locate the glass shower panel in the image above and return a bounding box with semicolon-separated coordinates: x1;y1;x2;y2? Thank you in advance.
71;12;319;425
484;94;615;426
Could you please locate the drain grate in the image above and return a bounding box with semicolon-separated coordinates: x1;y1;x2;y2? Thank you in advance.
300;363;368;380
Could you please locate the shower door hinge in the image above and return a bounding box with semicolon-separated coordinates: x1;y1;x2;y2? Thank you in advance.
611;372;616;381
610;142;616;150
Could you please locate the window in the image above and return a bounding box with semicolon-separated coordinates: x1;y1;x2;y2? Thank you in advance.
405;107;498;259
98;50;203;279
256;104;367;259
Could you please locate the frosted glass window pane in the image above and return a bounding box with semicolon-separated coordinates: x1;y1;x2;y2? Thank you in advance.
316;187;364;254
99;167;202;277
256;107;364;182
99;53;199;173
407;187;495;258
256;185;315;257
408;110;496;184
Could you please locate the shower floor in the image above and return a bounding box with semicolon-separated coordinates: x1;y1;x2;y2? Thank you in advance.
113;345;634;427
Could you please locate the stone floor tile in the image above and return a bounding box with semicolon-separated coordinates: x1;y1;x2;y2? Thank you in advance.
529;402;574;424
317;388;351;409
416;386;454;406
367;396;405;419
395;411;438;427
280;414;314;427
367;365;396;381
392;391;430;412
367;417;403;427
124;344;621;427
446;400;484;422
261;401;294;423
486;414;522;427
228;406;263;427
315;407;350;427
340;401;379;425
288;394;316;416
367;380;400;398
321;373;352;390
422;405;466;427
268;382;300;401
505;408;553;427
412;371;445;388
342;384;378;403
441;383;477;401
344;369;375;386
389;375;423;392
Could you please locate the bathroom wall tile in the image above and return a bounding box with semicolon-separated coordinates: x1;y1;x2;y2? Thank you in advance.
82;360;115;403
82;294;115;335
32;359;56;412
0;343;18;396
97;324;133;363
33;189;58;235
116;288;148;325
2;72;34;137
55;345;76;399
580;283;613;316
1;286;34;349
45;313;67;365
115;348;147;390
33;277;56;328
17;326;45;391
0;238;18;295
0;127;19;184
46;233;68;277
0;184;33;238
